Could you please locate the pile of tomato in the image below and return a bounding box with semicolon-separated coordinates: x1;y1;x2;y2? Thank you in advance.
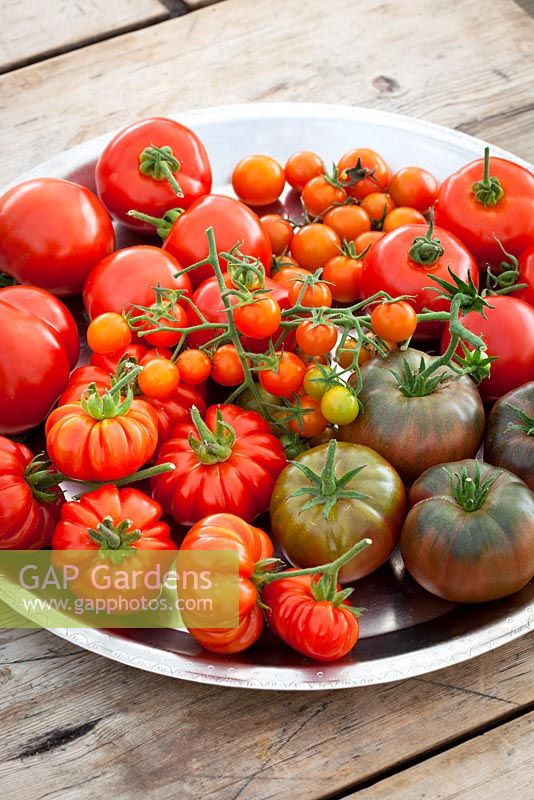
0;116;533;663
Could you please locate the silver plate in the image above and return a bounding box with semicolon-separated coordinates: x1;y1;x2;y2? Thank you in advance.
6;102;533;689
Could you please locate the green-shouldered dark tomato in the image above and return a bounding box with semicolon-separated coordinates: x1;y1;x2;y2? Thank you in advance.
338;348;485;485
484;382;533;490
401;459;534;602
270;440;406;583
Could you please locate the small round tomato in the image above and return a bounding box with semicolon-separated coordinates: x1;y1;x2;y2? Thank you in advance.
260;214;294;255
291;224;341;271
337;148;390;200
142;301;188;348
323;204;371;241
287;275;333;308
211;344;245;386
360;192;396;226
87;312;131;355
295;320;338;355
176;349;211;385
383;207;426;231
321;385;359;425
388;167;439;212
289;396;328;438
234;294;282;340
354;230;384;251
322;254;364;303
301;176;346;218
259;352;306;398
371;301;418;342
138;358;180;398
285;151;325;192
303;365;336;400
271;264;310;290
232;155;285;206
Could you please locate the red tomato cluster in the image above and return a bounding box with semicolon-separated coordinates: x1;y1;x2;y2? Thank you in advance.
1;115;533;666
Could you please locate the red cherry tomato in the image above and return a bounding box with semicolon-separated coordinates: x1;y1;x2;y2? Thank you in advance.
234;294;282;340
0;178;114;295
142;301;188;348
83;246;191;331
354;231;384;252
87;312;131;355
291;224;341;271
295;320;338;355
259;352;306;397
287;276;332;308
440;295;534;400
383;207;426;231
388;167;439;212
138;358;181;398
176;349;212;385
371;301;418;342
323;204;372;241
337;148;390;200
95;117;212;229
322;254;364;303
162;195;272;288
232;155;285;206
288;396;328;438
260;214;294;255
515;245;534;306
360;193;396;226
271;264;310;291
361;223;479;340
435;151;534;267
301;176;346;218
211;345;246;386
285;151;325;192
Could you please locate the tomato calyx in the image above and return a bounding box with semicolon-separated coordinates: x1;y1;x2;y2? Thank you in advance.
445;461;500;513
471;147;504;208
127;207;183;239
24;454;64;504
484;236;528;297
188;405;236;464
138;145;184;198
87;515;142;563
452;343;496;383
408;216;445;266
326;160;376;191
81;367;141;420
505;403;534;437
227;247;266;290
287;439;370;519
0;272;17;287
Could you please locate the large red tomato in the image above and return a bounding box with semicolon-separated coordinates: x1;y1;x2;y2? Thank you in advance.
0;178;115;295
83;246;191;324
435;152;534;267
162;195;272;287
95;117;212;230
0;437;64;549
440;295;534;400
515;244;534;307
0;286;79;434
360;223;478;340
151;404;287;525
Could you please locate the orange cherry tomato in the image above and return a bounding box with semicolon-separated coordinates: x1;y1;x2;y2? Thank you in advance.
87;312;131;355
289;396;328;438
271;264;310;291
233;294;282;340
337;148;390;200
143;301;188;348
232;155;285;206
389;167;439;213
211;344;246;386
291;223;341;271
295;320;338;356
288;276;332;308
259;352;306;398
301;176;346;218
360;192;396;226
383;207;426;232
322;255;364;303
371;301;418;342
285;151;325;192
176;349;211;385
323;205;371;241
354;230;384;252
138;358;181;398
260;214;294;255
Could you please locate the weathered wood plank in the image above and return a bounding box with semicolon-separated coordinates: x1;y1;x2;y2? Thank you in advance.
0;628;532;800
348;710;534;800
184;0;226;7
0;0;533;188
0;0;169;73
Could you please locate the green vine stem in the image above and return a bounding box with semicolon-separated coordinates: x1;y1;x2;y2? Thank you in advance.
472;147;504;207
138;145;184;197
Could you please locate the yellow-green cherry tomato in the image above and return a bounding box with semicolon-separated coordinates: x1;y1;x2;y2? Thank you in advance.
321;385;359;425
303;365;335;400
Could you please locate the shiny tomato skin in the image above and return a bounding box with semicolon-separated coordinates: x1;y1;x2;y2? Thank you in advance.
0;437;64;549
360;224;479;340
337;148;390;200
322;255;363;303
288;396;328;437
234;294;282;340
260;214;294;255
271;442;406;582
232;155;285;206
0;287;75;434
484;382;534;490
0;178;115;296
291;224;341;271
301;176;346;218
180;514;274;653
434;156;534;267
263;573;360;661
163;195;272;287
388;167;439;212
285;151;325;192
383;207;426;231
401;460;534;602
152;405;287;524
271;264;310;291
515;245;534;306
259;352;306;398
339;349;485;485
95;117;212;229
295;321;337;355
371;300;418;342
210;345;245;386
46;399;159;481
440;295;534;400
176;349;212;385
83;245;191;325
323;204;371;241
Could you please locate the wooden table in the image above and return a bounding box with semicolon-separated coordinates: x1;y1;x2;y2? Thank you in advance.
1;1;533;798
